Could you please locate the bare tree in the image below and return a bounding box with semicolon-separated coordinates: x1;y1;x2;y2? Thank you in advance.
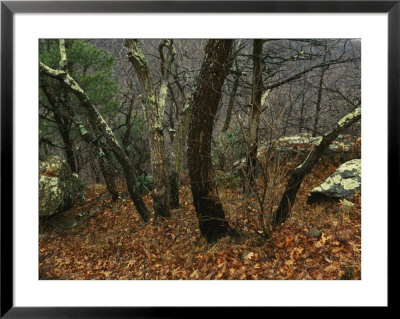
246;39;264;187
273;107;361;226
40;82;77;173
243;39;359;183
124;39;175;219
187;39;236;243
68;107;120;201
39;39;151;223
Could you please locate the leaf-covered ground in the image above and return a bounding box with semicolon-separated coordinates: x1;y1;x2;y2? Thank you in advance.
39;161;361;280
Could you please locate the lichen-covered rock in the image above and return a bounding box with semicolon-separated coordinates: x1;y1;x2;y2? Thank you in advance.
258;133;360;161
232;133;360;171
39;155;81;217
307;159;361;204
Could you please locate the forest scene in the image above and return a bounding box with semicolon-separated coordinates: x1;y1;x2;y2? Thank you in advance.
39;38;361;280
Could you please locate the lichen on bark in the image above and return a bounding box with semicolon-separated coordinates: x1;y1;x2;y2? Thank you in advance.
124;39;175;218
39;39;150;221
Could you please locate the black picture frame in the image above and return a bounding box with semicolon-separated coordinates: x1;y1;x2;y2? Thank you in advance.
1;1;394;317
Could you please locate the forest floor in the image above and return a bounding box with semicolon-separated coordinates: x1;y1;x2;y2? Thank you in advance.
39;159;361;280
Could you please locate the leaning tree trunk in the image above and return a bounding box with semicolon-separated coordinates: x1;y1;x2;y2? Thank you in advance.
187;39;234;243
41;84;77;173
273;107;361;225
245;39;264;188
69;108;119;201
42;83;119;200
39;40;151;223
124;39;174;219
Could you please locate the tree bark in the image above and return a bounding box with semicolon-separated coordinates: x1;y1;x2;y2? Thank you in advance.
41;84;77;173
169;101;192;209
187;39;234;243
69;108;120;201
245;39;264;188
222;71;240;133
273;107;361;225
299;79;307;134
222;41;242;133
39;40;151;223
124;39;173;219
312;42;328;137
42;82;119;200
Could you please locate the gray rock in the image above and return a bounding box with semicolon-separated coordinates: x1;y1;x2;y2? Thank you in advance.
308;159;361;204
307;228;322;238
261;133;359;160
232;133;360;171
39;155;81;217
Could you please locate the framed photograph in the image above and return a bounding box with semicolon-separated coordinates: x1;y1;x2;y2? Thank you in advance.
1;0;394;317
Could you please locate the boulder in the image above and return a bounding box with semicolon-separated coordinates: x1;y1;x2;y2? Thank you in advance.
39;155;81;217
307;159;361;204
232;133;360;171
258;133;360;162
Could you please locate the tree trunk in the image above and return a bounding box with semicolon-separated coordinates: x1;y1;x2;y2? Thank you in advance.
124;39;173;219
299;82;306;133
69;108;120;201
39;41;151;223
169;101;192;208
222;71;240;133
42;83;119;200
273;107;361;225
245;39;264;188
41;84;77;173
312;42;328;137
187;39;234;243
